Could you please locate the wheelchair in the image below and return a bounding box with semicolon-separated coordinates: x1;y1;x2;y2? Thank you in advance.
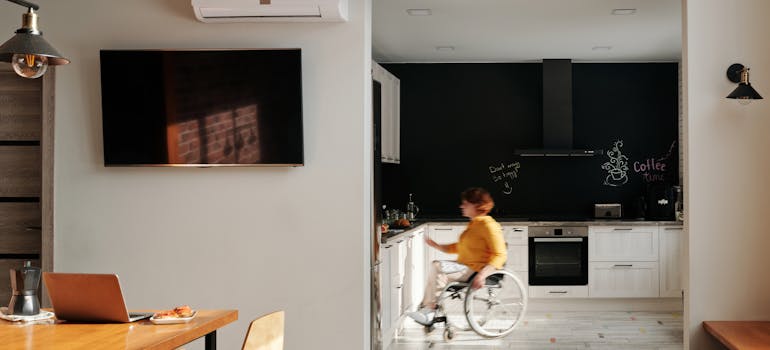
422;269;528;341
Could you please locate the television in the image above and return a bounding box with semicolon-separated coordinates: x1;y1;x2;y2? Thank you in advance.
100;49;304;166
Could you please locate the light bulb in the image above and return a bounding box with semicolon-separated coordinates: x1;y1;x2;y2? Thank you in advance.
11;53;48;79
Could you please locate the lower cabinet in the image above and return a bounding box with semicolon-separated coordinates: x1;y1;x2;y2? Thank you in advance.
588;261;660;297
659;226;683;297
379;244;393;349
529;285;589;298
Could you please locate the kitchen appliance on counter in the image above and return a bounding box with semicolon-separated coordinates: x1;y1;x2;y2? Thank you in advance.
529;226;588;286
8;261;41;315
646;184;676;220
594;203;622;219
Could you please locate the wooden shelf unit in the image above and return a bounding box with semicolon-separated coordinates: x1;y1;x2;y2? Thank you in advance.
0;64;54;306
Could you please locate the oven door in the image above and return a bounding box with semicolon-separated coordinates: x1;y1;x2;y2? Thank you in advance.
528;236;588;285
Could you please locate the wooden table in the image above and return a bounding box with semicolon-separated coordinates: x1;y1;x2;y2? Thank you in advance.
0;309;238;350
703;321;770;350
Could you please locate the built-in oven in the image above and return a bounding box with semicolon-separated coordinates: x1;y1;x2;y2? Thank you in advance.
528;226;588;286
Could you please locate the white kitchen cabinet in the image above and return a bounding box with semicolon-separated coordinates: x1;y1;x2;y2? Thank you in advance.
426;224;465;264
529;285;589;298
589;261;660;297
588;225;660;298
659;226;683;297
405;229;426;313
589;226;658;262
372;61;400;164
379;243;393;349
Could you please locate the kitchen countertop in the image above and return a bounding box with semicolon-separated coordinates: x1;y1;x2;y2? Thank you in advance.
381;219;683;243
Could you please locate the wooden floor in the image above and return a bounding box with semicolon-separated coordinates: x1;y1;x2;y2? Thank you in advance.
389;311;683;350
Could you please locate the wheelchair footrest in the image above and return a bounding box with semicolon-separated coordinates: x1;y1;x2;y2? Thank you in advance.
429;316;446;326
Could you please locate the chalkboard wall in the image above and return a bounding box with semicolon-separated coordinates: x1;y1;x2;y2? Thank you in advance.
381;63;679;219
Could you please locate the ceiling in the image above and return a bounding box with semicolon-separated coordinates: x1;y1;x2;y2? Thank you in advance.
373;0;681;63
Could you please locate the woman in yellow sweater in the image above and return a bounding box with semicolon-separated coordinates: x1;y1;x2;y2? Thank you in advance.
407;187;507;326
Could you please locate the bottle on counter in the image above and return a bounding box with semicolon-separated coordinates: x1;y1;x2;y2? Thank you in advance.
406;193;420;221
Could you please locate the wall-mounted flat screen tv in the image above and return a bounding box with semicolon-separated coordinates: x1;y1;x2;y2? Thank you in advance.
100;49;303;166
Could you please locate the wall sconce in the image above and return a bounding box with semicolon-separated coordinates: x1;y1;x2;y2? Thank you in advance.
726;63;762;102
0;0;69;79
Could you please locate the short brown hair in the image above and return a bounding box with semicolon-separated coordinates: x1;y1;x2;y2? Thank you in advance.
461;187;494;215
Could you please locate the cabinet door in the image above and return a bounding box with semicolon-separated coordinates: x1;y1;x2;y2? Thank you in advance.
589;226;659;261
427;225;465;263
502;226;528;246
381;74;393;163
379;245;392;341
408;230;426;312
392;76;400;163
589;261;660;297
506;245;528;272
659;226;683;297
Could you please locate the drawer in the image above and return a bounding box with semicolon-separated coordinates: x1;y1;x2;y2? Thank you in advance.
589;261;659;298
0;202;41;254
502;226;527;246
427;224;464;241
0;146;41;197
589;226;658;262
529;285;588;298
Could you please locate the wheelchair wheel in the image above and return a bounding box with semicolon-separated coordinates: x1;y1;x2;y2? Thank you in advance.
464;270;527;338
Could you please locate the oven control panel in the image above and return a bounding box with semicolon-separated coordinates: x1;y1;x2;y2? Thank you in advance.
528;226;588;237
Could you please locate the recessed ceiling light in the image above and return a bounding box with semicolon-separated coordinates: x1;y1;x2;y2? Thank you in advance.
406;8;432;16
436;46;455;52
612;8;637;15
592;46;613;51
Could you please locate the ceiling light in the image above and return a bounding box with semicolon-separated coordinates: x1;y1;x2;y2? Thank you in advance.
406;8;431;16
592;46;613;51
436;46;454;52
0;0;69;79
612;8;637;15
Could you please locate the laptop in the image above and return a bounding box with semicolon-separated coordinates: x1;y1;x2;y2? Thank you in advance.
43;272;154;323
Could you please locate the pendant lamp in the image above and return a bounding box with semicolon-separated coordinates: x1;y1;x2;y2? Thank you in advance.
0;0;69;79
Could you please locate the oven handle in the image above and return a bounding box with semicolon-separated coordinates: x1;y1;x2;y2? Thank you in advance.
533;237;584;242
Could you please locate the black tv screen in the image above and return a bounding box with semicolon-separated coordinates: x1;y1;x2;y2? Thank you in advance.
100;49;303;166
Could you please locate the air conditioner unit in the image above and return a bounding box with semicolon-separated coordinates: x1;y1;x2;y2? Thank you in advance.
191;0;348;23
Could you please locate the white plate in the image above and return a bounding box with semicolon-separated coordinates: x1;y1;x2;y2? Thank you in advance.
0;307;55;322
149;311;197;325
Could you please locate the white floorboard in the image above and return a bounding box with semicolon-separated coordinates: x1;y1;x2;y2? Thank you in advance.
388;311;683;350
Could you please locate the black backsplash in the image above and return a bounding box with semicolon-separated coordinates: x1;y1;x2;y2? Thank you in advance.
381;63;679;219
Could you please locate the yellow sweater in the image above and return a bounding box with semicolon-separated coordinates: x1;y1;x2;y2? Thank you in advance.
445;216;507;271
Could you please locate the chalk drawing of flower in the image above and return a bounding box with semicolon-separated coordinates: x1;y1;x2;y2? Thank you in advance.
602;140;629;186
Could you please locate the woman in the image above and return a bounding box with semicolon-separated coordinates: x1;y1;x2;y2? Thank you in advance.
407;187;507;326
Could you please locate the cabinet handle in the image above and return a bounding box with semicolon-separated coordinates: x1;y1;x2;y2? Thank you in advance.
396;284;403;289
664;227;682;231
383;245;392;249
548;291;568;294
613;264;633;267
396;240;404;243
613;228;633;231
434;228;453;231
513;228;524;232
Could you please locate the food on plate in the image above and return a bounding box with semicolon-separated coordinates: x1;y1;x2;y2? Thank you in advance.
154;305;194;319
381;223;389;233
396;218;411;227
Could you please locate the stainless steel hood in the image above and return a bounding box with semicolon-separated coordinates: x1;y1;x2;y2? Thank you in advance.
515;59;599;157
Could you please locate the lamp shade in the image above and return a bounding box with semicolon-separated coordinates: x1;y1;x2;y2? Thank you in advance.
0;31;69;65
727;83;763;100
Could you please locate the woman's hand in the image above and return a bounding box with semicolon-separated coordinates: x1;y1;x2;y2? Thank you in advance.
471;265;497;289
425;237;440;250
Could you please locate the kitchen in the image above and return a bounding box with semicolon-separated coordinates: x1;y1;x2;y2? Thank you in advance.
371;1;684;349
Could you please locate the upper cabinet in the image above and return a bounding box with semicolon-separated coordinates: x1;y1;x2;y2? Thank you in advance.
372;62;400;164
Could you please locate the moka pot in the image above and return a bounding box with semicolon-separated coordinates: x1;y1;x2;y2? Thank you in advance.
8;261;40;315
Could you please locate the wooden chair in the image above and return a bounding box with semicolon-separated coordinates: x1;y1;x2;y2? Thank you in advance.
242;310;285;350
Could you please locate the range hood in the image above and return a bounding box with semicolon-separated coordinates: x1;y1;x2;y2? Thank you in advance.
515;59;599;157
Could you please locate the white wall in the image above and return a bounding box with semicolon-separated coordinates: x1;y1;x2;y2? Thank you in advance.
684;0;770;348
0;1;372;349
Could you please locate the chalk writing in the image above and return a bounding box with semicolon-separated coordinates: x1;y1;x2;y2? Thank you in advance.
601;140;629;187
633;140;676;183
489;161;521;195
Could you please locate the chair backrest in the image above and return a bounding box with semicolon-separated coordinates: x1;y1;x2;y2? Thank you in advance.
242;310;285;350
